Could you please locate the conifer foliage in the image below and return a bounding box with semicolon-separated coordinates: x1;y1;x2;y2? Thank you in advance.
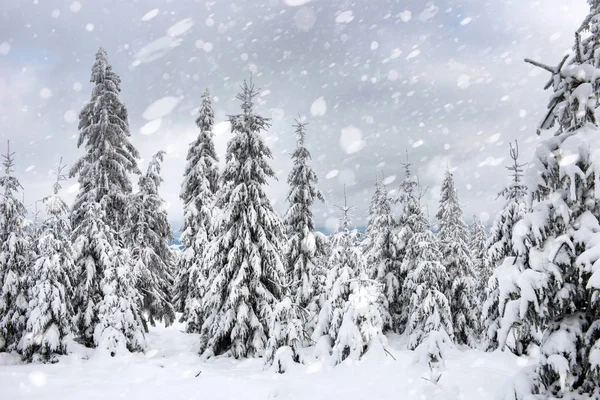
283;118;326;310
469;215;487;285
395;157;429;332
313;190;387;364
19;160;74;362
500;2;600;396
0;143;32;352
127;151;175;329
264;293;305;372
174;88;219;333
436;170;478;347
70;47;139;233
482;141;529;352
364;175;399;331
70;48;144;354
94;232;145;356
402;228;453;351
198;79;286;359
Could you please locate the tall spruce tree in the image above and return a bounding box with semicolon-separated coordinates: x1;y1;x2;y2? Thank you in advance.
19;160;74;363
363;174;399;331
313;189;387;364
197;79;286;359
174;88;219;333
127;151;175;329
0;143;32;352
436;170;479;347
500;2;600;396
70;47;140;347
283;118;326;311
395;157;429;332
94;231;145;356
481;141;529;352
402;228;453;350
469;215;488;296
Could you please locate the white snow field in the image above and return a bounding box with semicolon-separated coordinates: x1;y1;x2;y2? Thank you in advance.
0;318;534;400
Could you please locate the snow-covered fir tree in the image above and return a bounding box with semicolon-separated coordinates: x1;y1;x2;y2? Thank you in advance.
469;215;488;296
313;189;387;364
174;88;219;333
500;3;600;396
0;143;32;352
363;174;399;331
72;201;145;355
19;160;74;362
94;235;145;356
69;48;141;347
402;228;453;351
197;79;286;359
481;141;529;352
283;117;326;312
25;201;44;255
486;141;528;271
127;151;175;329
435;170;478;347
395;156;429;332
264;292;305;372
70;47;140;233
332;272;388;364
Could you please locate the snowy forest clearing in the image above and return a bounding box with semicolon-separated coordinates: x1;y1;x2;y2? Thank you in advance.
0;318;528;400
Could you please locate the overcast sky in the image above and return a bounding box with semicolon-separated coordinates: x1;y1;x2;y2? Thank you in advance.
0;0;590;232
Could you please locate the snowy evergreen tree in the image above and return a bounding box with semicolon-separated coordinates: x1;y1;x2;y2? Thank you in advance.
71;203;103;347
332;273;388;365
305;231;330;338
435;170;478;347
469;215;488;297
470;216;487;277
19;160;74;362
174;88;219;334
70;47;140;234
25;201;44;255
481;141;529;352
363;174;399;331
69;48;141;348
487;141;528;270
313;190;387;364
264;292;305;372
72;201;145;355
501;3;600;396
401;228;453;351
283;117;326;313
198;79;286;359
394;156;429;332
94;241;145;356
127;151;175;329
0;143;32;352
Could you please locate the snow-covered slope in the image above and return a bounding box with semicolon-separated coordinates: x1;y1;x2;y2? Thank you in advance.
0;319;534;400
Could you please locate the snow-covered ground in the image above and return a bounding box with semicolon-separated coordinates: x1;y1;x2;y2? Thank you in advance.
0;320;534;400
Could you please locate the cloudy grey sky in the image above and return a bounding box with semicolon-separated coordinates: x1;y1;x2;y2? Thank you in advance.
0;0;590;231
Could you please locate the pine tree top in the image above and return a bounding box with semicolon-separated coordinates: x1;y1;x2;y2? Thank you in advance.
335;185;355;233
49;158;68;196
0;141;22;197
90;47;120;88
436;169;463;222
284;117;324;234
235;77;260;116
196;88;214;133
